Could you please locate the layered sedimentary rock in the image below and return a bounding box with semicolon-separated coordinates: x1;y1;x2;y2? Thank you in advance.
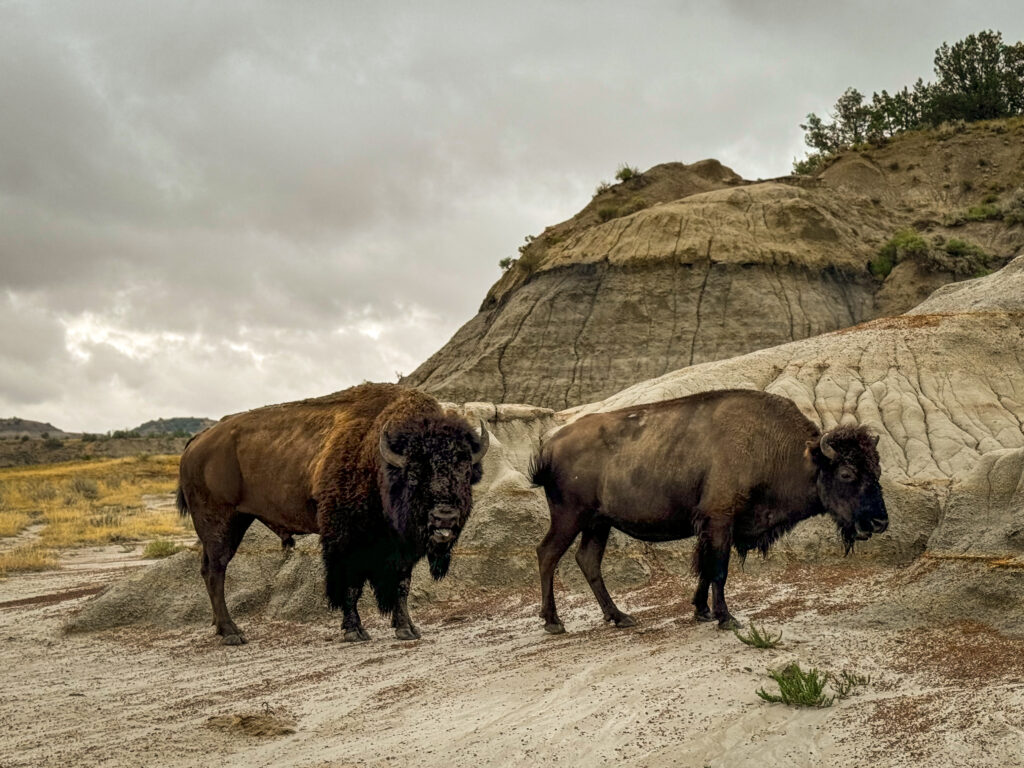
407;121;1024;409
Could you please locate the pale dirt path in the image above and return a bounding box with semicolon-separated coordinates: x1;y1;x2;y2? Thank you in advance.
1;561;1023;768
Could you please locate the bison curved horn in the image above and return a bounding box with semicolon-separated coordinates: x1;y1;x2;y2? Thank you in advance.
379;424;408;469
471;419;490;464
819;430;838;461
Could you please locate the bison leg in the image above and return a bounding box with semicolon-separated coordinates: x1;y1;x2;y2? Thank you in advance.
575;521;635;628
341;582;371;642
694;517;741;630
197;511;254;645
692;576;713;622
391;574;421;641
536;504;583;634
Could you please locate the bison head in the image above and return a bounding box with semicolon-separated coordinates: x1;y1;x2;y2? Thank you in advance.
378;415;488;576
807;425;888;554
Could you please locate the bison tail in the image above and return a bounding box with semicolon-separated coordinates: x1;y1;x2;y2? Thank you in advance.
175;486;189;518
527;450;562;505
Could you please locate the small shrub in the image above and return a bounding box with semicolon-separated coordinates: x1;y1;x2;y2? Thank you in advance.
960;179;974;193
734;623;783;649
756;663;869;708
757;663;833;707
944;237;988;260
871;229;929;279
982;192;1000;204
0;543;58;576
30;481;59;502
81;433;99;443
142;539;183;559
1002;188;1024;225
792;153;830;175
498;256;516;272
596;205;620;222
963;203;1002;221
614;164;640;182
70;476;100;500
593;181;611;197
19;435;28;442
887;160;900;171
43;437;63;449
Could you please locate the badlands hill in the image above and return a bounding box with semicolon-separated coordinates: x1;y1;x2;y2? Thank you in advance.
406;119;1024;410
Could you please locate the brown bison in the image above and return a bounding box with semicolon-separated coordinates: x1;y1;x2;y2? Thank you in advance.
530;389;888;633
176;383;488;645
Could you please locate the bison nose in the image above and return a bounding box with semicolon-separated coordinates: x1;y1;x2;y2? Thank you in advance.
429;506;459;530
871;516;889;533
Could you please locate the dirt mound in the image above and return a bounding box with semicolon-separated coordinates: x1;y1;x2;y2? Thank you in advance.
205;711;296;738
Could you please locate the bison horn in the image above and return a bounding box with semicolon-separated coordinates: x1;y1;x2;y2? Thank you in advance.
379;424;408;469
471;419;490;464
819;431;838;461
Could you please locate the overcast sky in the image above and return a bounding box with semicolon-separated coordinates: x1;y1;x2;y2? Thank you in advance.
2;1;1022;432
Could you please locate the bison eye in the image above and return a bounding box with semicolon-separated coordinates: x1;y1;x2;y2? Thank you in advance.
837;466;856;483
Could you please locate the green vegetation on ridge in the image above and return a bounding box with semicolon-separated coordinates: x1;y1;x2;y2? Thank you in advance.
795;30;1024;173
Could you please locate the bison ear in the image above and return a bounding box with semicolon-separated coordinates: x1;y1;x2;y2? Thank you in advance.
379;424;408;469
470;419;489;465
804;439;828;468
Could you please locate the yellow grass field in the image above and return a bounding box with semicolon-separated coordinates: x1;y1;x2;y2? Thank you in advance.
0;455;189;576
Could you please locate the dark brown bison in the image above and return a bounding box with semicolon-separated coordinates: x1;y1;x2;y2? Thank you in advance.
176;383;488;645
530;389;888;633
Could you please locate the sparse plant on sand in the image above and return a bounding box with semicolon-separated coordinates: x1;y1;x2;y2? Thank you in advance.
756;662;870;707
733;622;783;648
142;539;183;559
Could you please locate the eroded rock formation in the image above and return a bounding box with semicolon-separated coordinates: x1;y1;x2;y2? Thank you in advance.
406;121;1024;409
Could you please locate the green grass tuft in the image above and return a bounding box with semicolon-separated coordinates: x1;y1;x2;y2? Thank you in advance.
733;622;783;648
757;662;870;708
142;539;184;559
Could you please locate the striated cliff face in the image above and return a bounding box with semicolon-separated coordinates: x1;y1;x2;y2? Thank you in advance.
406;121;1024;409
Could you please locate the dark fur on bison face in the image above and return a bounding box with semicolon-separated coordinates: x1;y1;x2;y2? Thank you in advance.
379;414;487;578
807;425;888;554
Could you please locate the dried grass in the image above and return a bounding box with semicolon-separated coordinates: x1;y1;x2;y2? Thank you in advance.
0;456;185;572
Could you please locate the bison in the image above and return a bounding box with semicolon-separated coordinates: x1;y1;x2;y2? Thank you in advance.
176;382;488;645
530;389;888;633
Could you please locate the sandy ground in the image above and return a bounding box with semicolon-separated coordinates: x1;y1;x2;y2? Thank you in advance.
2;548;1024;768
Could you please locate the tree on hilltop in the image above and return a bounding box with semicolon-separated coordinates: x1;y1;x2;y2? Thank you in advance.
794;30;1024;173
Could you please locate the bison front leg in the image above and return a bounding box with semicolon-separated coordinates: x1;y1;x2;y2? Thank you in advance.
391;574;421;641
341;583;371;642
694;516;742;630
324;547;371;642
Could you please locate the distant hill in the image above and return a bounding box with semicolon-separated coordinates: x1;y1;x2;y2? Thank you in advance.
130;417;216;437
0;417;71;439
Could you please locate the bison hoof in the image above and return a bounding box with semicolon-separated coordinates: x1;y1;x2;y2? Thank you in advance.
694;608;714;623
612;613;636;628
344;628;371;642
221;633;247;646
717;616;742;631
543;622;566;635
394;626;421;641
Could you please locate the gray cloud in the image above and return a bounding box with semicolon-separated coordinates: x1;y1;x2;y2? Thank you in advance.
1;1;1021;431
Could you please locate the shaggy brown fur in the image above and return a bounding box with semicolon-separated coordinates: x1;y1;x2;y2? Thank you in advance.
177;383;487;645
530;389;888;633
